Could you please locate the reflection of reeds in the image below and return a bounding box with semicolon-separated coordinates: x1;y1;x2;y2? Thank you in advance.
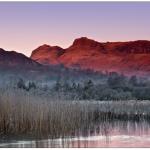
0;88;150;139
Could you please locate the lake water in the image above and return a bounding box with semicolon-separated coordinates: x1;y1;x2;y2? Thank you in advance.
1;120;150;148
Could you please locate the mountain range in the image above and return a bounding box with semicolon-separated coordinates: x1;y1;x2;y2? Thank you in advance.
0;48;41;69
31;37;150;76
1;37;150;76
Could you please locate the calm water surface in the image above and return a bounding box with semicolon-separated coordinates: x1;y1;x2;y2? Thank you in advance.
1;121;150;148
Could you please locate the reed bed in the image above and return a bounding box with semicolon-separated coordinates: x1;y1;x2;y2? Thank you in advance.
0;88;95;138
0;87;150;139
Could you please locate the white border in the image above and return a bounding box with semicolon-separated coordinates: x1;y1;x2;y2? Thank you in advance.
0;0;150;1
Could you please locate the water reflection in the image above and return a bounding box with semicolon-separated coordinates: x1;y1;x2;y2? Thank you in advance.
1;120;150;148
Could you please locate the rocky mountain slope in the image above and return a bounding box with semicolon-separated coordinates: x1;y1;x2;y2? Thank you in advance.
31;37;150;76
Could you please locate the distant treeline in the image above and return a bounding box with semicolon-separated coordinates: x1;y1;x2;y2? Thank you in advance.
16;71;150;101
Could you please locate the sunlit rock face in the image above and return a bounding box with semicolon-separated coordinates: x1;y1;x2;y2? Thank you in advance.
30;37;150;76
31;44;64;65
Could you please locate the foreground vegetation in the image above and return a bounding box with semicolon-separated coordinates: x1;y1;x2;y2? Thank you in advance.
1;70;150;139
0;88;150;139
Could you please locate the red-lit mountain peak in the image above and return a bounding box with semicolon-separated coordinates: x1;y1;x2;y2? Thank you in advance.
31;44;64;65
30;37;150;76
